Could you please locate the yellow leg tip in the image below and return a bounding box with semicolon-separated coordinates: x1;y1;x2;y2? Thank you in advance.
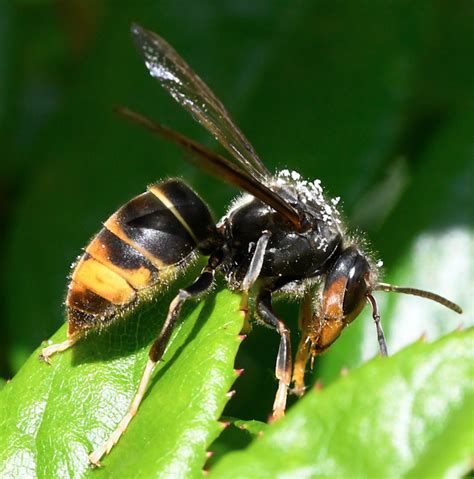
88;453;102;468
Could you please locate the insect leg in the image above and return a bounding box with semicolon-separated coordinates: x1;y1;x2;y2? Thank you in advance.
256;288;292;421
292;293;314;396
88;257;219;467
39;335;80;364
366;293;388;356
241;230;271;291
240;231;271;333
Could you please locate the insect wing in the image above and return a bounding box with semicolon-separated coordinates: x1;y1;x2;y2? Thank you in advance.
131;23;270;180
117;107;302;229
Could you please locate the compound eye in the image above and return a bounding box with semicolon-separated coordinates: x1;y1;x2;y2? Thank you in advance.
342;255;370;315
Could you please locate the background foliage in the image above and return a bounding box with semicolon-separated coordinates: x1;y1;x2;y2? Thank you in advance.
0;1;472;477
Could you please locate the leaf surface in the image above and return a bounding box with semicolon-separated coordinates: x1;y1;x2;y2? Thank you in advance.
0;290;243;479
210;330;474;478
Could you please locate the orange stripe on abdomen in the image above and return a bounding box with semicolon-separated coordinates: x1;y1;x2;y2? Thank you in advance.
86;228;158;290
71;254;136;305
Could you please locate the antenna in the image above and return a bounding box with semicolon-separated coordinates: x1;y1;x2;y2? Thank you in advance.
374;283;463;314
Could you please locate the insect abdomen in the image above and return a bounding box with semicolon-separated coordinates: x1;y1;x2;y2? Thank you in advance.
66;179;217;335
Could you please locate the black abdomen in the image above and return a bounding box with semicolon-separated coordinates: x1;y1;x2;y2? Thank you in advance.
67;179;216;335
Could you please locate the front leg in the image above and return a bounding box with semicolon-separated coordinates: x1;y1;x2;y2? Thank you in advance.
292;292;315;397
239;231;271;333
256;288;292;420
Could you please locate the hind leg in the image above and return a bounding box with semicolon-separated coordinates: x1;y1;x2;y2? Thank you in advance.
39;334;80;364
88;259;217;467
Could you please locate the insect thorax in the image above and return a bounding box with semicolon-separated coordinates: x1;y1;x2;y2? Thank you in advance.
220;170;344;291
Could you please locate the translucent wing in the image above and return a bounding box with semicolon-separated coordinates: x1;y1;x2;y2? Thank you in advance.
131;23;270;180
117;107;302;230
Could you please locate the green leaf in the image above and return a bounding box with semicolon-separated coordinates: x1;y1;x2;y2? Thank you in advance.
210;329;474;478
0;289;243;478
2;1;473;475
228;418;268;437
206;418;269;471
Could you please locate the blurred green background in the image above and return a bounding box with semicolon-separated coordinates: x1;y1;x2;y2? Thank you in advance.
0;0;472;421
